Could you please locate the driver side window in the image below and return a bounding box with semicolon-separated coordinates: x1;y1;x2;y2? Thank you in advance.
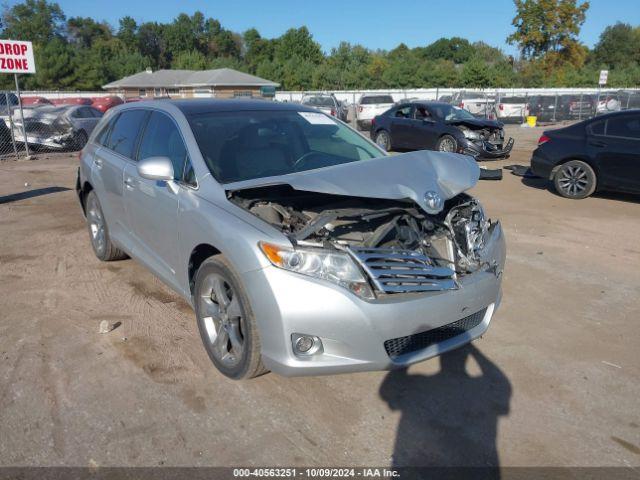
415;106;431;120
394;106;412;118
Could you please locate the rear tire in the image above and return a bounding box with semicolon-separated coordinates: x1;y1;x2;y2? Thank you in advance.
374;130;391;151
194;255;267;380
553;160;596;199
85;191;128;261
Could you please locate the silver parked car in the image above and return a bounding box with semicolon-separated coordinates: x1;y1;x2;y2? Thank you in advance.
8;104;103;150
76;99;506;380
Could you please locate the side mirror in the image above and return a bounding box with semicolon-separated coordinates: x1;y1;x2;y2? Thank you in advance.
137;156;179;194
138;156;174;181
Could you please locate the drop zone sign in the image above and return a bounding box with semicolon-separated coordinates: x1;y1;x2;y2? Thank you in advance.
0;40;36;74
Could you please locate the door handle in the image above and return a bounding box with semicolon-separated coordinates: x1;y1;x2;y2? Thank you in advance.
124;177;135;189
94;158;103;169
589;140;607;148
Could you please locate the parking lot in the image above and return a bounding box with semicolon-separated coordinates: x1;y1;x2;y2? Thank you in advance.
0;124;639;468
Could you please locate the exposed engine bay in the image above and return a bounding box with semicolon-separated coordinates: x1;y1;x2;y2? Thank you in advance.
230;185;496;294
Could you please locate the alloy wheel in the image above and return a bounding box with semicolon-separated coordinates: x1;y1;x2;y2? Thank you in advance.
197;273;245;367
558;165;589;197
87;197;106;256
375;131;390;150
439;137;456;152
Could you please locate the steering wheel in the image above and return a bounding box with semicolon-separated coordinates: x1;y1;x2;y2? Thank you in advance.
292;151;323;172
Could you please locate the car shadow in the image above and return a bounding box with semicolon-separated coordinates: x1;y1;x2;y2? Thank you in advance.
0;186;71;205
379;344;511;473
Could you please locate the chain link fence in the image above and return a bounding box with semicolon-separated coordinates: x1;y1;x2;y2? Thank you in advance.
275;88;640;130
0;90;115;160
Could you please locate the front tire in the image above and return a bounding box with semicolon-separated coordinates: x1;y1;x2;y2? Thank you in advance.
553;160;596;199
194;256;267;380
85;191;127;261
436;135;457;152
374;130;391;151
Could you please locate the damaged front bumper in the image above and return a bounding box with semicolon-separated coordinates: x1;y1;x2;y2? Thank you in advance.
463;137;514;159
242;221;506;376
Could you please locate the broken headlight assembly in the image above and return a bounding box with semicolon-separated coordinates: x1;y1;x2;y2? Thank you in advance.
259;242;375;300
462;129;482;141
445;198;490;271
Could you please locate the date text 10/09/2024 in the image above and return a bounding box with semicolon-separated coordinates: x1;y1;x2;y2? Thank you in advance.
233;468;401;478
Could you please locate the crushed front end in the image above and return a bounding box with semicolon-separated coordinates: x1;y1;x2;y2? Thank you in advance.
457;124;514;159
232;185;506;376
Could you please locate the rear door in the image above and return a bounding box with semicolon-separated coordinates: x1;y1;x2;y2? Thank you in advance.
89;113;132;246
123;110;190;289
591;114;640;192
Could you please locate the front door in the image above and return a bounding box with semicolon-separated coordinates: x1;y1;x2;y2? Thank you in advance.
390;105;414;149
123;111;190;289
411;105;440;149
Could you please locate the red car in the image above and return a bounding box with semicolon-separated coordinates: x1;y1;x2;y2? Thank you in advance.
50;97;93;106
91;96;123;112
21;96;53;106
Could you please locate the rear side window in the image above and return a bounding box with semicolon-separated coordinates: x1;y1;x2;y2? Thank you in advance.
589;121;605;136
138;111;189;181
606;116;640;139
361;95;394;105
95;114;118;146
107;110;148;158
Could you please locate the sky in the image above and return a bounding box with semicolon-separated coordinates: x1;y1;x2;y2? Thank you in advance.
15;0;640;55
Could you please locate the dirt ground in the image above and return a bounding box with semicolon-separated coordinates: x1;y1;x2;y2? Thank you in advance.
0;125;639;468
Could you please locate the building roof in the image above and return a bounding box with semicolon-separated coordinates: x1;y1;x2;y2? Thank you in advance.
103;68;279;90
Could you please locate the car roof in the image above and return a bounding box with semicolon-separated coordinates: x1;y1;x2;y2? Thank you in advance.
403;101;452;108
587;109;640;121
170;98;318;115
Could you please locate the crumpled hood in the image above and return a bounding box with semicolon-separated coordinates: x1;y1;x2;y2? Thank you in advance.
224;150;479;214
447;118;503;129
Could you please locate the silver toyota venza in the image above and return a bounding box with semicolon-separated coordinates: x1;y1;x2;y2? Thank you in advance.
76;99;506;380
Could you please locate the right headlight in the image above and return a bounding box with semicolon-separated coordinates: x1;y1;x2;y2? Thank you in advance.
259;242;375;299
462;129;481;140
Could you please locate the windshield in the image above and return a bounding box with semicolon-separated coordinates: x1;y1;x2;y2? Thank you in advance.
188;110;384;183
430;104;476;122
302;96;334;107
360;95;393;105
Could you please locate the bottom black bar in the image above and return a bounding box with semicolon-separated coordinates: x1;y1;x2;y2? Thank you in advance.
0;467;638;480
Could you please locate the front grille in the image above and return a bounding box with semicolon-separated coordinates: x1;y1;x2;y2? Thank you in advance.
348;247;457;294
384;308;487;359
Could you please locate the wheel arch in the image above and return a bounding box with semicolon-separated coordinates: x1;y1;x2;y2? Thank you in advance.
188;243;222;295
79;180;93;214
550;156;600;185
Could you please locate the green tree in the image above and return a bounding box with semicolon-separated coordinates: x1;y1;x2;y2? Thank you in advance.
419;37;475;64
172;50;209;70
22;37;76;88
507;0;589;66
591;23;640;69
461;56;494;87
1;0;66;43
67;16;111;48
274;27;323;65
117;16;138;52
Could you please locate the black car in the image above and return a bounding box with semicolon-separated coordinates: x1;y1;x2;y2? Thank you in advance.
370;102;514;159
531;110;640;199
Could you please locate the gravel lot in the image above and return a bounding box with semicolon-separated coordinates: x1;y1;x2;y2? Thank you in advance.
0;125;639;468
